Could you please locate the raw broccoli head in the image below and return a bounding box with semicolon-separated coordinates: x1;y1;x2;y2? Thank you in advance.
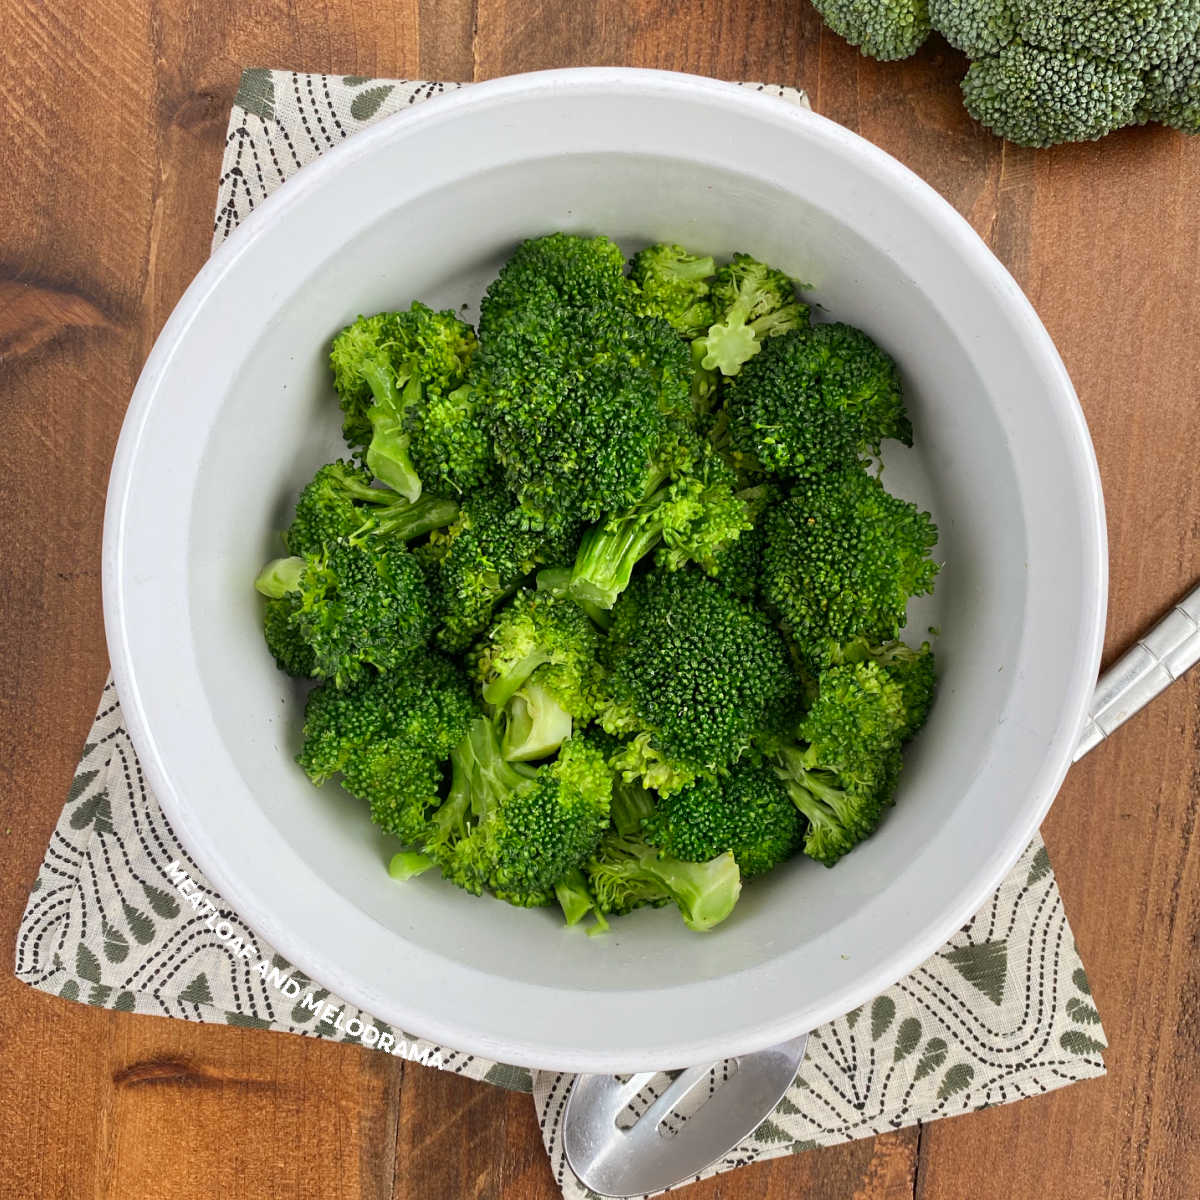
285;460;459;558
774;658;910;866
296;653;477;844
696;253;809;377
629;243;717;338
419;474;580;653
762;465;939;661
473;587;603;715
813;0;1200;146
812;0;933;59
428;719;614;907
641;759;803;879
328;303;480;499
481;296;693;531
601;567;800;773
726;323;911;481
479;233;631;335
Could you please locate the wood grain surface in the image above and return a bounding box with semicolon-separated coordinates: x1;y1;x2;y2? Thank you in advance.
2;2;1198;1197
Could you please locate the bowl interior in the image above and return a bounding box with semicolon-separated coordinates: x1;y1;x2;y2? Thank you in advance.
107;72;1104;1070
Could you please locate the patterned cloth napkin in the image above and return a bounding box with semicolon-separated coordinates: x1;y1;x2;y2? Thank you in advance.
16;71;1108;1199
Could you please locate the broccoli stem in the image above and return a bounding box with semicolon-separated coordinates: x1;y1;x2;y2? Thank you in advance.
554;867;609;931
450;717;533;822
371;495;459;542
481;650;553;708
359;359;423;501
501;681;573;761
388;851;436;880
537;565;613;629
255;556;306;598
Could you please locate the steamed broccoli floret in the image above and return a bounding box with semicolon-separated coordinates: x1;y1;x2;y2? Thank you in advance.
474;587;603;711
641;759;803;879
296;654;477;843
695;254;809;377
725;324;911;480
584;779;743;931
568;439;751;610
773;659;911;865
629;243;717;338
762;464;939;662
285;460;459;557
425;719;613;907
256;539;438;689
262;596;316;677
811;0;1200;146
328;303;480;499
419;475;580;653
827;637;937;740
481;294;693;532
601;568;799;773
811;0;933;59
479;233;631;335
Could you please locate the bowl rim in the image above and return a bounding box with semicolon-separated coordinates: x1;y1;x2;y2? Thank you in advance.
103;66;1107;1072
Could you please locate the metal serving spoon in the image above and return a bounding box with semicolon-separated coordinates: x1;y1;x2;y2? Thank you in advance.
565;582;1200;1198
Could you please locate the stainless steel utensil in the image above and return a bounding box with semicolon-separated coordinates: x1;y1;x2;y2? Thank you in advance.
565;581;1200;1198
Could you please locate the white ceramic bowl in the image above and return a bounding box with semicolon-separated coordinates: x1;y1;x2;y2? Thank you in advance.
103;68;1106;1072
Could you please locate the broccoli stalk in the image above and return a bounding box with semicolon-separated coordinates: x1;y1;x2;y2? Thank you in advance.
695;253;809;377
501;681;575;762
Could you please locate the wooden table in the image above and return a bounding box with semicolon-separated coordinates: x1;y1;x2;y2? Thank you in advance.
3;2;1198;1196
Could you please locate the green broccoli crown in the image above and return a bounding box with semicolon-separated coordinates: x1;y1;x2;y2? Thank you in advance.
482;297;693;531
474;587;603;716
827;637;937;740
585;835;742;931
811;0;933;59
928;0;1016;57
297;540;439;688
420;474;579;653
262;596;316;677
697;253;810;377
431;719;614;906
478;233;631;335
641;759;803;879
726;323;911;481
773;659;910;865
629;243;717;338
569;439;752;610
602;729;706;797
1139;28;1200;130
328;303;479;499
602;567;799;772
285;460;458;558
296;653;478;843
962;41;1144;147
762;464;939;660
407;382;494;498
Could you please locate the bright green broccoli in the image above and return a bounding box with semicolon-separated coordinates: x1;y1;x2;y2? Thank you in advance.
629;243;717;338
826;637;937;740
725;324;911;480
418;474;580;653
328;303;481;500
695;253;809;377
641;759;804;879
285;460;459;557
423;719;614;907
810;0;1200;146
481;289;693;532
600;568;799;774
472;587;604;759
772;658;911;865
262;596;316;677
762;464;939;662
568;437;751;610
296;653;478;843
584;779;743;931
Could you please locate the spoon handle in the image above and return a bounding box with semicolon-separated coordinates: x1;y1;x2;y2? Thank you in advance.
1074;581;1200;762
